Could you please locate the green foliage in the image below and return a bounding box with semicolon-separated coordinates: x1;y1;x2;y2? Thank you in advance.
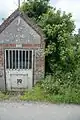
40;74;80;104
0;91;9;100
47;90;80;104
20;81;80;104
39;10;75;72
41;71;80;94
21;0;76;73
21;0;50;20
72;34;80;66
20;85;47;101
20;0;80;104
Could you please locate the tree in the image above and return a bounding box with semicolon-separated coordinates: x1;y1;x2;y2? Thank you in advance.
21;0;50;20
21;0;75;73
72;34;80;67
38;10;75;73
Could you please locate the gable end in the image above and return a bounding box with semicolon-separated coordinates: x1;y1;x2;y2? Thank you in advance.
0;9;45;41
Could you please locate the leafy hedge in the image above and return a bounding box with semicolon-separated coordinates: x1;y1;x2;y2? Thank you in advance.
20;71;80;104
40;71;80;104
20;0;80;104
20;82;80;104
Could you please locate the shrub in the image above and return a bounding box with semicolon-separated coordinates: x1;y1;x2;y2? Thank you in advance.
41;75;61;94
20;70;80;104
20;85;46;101
0;91;9;100
41;71;80;96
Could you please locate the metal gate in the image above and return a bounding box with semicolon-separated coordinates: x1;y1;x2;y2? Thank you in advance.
5;49;33;90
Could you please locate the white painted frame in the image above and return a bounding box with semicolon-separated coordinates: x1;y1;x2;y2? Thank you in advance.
5;49;34;90
5;49;33;70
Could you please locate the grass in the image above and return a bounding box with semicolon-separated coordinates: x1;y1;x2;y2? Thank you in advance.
0;91;23;101
20;86;48;102
0;83;80;104
0;91;9;100
20;84;80;104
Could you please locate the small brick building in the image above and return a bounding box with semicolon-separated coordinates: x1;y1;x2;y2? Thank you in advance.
0;9;45;91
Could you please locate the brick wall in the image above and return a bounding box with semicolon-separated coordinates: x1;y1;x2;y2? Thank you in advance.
0;42;45;89
0;12;45;90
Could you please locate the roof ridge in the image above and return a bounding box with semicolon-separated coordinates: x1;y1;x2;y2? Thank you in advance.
0;9;45;39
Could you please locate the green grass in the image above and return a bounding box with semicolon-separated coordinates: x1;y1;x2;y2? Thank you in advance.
0;91;9;100
0;91;23;101
20;86;48;102
0;83;80;104
20;85;80;104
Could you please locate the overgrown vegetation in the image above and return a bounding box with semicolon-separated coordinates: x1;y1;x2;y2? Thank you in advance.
20;85;47;102
20;0;80;103
20;0;80;104
0;91;9;100
21;0;75;73
20;80;80;104
0;91;24;101
41;75;80;104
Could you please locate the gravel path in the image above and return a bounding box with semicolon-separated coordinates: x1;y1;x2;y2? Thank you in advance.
0;102;80;120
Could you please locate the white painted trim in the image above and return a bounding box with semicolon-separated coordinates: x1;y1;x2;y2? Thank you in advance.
32;49;34;85
18;50;20;69
12;50;13;69
15;50;16;70
5;49;33;90
5;49;33;70
21;50;23;69
8;50;10;69
25;50;26;69
5;50;6;70
28;50;29;69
